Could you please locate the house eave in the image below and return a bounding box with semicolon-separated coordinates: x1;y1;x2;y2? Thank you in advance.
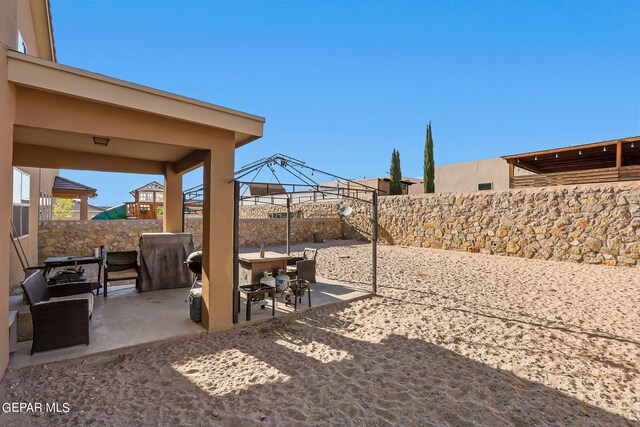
7;51;265;147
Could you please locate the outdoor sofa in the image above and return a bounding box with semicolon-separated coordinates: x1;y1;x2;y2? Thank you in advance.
21;271;94;354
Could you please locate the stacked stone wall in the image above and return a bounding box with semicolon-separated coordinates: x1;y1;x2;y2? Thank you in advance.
40;183;639;266
370;183;638;266
39;217;341;258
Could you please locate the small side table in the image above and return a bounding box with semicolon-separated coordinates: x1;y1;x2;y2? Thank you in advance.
238;284;276;322
8;310;18;353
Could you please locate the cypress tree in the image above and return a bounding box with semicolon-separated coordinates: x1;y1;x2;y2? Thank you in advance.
389;149;403;195
424;121;435;193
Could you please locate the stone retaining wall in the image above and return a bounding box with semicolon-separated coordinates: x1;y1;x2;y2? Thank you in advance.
370;182;638;266
239;201;344;219
39;219;162;259
39;217;342;259
39;183;639;266
234;183;640;266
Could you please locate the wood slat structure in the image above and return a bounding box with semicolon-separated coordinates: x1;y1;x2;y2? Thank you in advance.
503;136;640;188
125;181;164;219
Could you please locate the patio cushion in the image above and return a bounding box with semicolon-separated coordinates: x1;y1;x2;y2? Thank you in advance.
106;268;139;280
49;293;94;316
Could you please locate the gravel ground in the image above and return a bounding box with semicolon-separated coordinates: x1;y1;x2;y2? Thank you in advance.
2;241;638;426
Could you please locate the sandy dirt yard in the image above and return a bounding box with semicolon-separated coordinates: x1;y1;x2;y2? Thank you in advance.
1;241;638;426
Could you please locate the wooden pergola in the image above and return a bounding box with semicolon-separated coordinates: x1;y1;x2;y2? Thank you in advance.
502;136;640;188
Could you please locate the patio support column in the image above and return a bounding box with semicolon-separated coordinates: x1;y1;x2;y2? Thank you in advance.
616;141;622;169
201;145;234;332
79;196;89;220
0;37;17;377
232;180;240;324
508;160;515;188
163;162;183;233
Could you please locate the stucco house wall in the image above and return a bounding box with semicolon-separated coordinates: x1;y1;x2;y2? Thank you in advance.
1;0;58;378
433;158;530;194
9;167;58;286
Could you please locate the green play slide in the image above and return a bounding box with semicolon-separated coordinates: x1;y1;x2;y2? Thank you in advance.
92;204;127;220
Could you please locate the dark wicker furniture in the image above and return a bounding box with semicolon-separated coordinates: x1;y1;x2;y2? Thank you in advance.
286;248;317;284
104;251;140;297
21;271;94;354
286;248;317;267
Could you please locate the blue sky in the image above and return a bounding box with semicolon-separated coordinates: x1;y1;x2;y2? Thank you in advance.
51;0;640;206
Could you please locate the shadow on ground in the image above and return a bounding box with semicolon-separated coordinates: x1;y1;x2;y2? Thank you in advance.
1;301;637;426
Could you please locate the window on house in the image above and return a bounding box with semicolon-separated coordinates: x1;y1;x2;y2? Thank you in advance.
17;31;27;54
12;168;30;237
155;192;164;202
139;192;154;202
477;182;493;191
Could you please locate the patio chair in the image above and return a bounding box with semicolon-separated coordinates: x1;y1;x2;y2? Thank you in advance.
21;271;94;354
283;278;311;311
287;248;317;283
103;250;140;297
287;248;317;267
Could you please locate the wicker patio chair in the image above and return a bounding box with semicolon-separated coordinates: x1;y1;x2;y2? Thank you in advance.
104;251;140;297
287;248;317;267
286;248;317;283
21;271;94;354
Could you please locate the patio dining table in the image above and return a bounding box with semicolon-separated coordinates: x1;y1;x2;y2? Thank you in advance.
238;251;291;285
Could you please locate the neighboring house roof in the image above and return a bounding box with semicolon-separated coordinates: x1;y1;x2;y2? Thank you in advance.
378;177;420;185
71;201;107;212
52;176;97;198
400;177;423;185
129;181;164;197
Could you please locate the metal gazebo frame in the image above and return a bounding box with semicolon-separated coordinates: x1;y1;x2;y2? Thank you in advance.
183;154;379;324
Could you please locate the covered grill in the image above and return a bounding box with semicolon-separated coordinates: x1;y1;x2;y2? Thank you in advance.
138;233;194;292
185;251;203;276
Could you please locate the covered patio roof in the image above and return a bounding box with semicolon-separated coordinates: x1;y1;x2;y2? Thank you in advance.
502;136;640;188
8;51;265;175
7;49;266;334
502;136;640;174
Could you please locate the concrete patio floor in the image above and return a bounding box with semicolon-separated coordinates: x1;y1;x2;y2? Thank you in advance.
9;277;371;369
237;276;371;325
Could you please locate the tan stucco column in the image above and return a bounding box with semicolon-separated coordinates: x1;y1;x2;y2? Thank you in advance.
79;196;89;220
0;40;17;377
163;162;183;232
201;144;234;332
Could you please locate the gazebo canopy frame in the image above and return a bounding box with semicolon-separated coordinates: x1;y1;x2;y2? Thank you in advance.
183;154;380;324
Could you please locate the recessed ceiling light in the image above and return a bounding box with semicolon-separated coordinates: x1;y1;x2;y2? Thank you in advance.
93;137;110;146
